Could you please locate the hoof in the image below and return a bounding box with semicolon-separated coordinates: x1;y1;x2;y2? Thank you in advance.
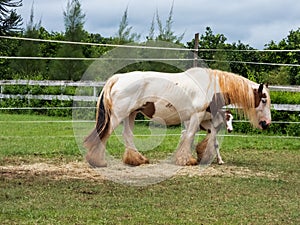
175;156;198;166
123;148;149;166
85;147;107;168
187;157;198;166
217;159;225;165
86;155;107;168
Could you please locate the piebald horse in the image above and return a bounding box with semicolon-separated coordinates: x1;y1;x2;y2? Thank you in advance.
84;68;271;167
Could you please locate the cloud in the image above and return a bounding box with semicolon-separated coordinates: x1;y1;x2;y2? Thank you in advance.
17;0;300;49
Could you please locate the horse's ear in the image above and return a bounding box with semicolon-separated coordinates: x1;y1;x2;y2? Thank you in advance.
258;83;263;94
265;83;269;88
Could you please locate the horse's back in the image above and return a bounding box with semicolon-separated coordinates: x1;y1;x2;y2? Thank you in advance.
106;68;215;124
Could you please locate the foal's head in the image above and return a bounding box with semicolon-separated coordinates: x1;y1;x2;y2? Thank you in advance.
224;110;233;133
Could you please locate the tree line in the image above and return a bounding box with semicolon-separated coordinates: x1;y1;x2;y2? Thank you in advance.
0;0;299;85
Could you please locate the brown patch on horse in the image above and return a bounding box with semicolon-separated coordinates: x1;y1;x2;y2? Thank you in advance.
123;148;149;166
195;136;209;163
225;110;232;122
253;84;267;107
138;102;155;118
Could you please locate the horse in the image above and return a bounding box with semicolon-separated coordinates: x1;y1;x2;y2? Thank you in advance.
84;67;271;167
182;110;233;165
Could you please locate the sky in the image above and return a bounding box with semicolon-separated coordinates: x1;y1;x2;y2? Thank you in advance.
17;0;300;49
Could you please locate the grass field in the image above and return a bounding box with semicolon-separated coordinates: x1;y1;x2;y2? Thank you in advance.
0;113;299;224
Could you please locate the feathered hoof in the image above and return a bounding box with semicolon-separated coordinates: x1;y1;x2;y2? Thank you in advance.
86;155;107;168
85;148;107;168
175;156;198;166
123;148;149;166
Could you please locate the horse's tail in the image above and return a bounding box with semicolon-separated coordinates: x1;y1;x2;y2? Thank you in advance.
83;76;118;149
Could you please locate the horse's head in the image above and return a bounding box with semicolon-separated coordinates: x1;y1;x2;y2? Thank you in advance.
253;84;271;130
225;110;233;133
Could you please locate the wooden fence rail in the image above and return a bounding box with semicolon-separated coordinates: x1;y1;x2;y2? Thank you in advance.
0;80;299;111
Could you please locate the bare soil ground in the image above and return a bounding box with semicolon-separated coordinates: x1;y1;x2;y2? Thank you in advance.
0;159;278;183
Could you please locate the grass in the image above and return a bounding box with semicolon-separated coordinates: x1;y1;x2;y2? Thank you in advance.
0;113;299;224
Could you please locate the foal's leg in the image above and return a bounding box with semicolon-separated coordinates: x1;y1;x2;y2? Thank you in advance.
215;138;224;165
122;112;149;166
200;125;218;165
209;112;225;164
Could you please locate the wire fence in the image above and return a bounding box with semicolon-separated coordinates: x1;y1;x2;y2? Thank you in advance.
0;35;299;140
1;35;300;67
1;35;300;52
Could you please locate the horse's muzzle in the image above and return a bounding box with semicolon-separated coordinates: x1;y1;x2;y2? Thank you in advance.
227;128;233;133
259;120;270;130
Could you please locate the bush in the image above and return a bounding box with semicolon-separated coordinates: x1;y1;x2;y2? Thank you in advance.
1;83;299;136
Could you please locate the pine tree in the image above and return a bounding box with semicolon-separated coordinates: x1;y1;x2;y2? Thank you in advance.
155;2;184;44
49;0;87;80
115;7;140;44
10;3;45;78
0;0;22;35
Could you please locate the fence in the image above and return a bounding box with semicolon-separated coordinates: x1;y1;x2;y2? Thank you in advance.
0;80;299;111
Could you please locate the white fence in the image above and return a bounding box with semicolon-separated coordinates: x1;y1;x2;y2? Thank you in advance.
0;80;299;111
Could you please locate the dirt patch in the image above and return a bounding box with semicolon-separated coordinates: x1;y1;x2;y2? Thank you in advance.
177;164;278;179
0;160;278;184
0;161;104;181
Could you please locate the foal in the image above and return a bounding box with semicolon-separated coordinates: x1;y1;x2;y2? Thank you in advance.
195;110;233;165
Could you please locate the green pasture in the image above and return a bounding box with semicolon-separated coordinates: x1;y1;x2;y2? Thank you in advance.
0;113;299;224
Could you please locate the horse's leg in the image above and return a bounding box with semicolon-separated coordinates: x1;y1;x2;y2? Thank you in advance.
85;111;123;167
122;112;149;166
85;125;113;168
175;112;205;166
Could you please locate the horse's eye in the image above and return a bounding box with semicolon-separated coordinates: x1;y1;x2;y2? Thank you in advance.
262;99;267;104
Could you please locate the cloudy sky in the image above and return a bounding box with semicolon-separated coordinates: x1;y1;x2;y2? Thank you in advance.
17;0;300;49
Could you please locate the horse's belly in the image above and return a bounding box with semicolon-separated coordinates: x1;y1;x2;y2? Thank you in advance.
150;100;189;125
152;109;181;125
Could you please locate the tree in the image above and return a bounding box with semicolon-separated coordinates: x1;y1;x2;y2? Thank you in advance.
155;2;184;44
264;28;300;85
115;7;140;44
146;1;184;44
187;27;264;81
0;0;22;78
0;0;22;35
49;0;88;80
10;3;45;79
187;27;228;70
146;14;155;41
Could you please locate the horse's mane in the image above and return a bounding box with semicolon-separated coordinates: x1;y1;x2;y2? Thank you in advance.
208;69;258;126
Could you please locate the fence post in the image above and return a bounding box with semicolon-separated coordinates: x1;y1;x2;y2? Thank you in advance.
193;33;199;67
